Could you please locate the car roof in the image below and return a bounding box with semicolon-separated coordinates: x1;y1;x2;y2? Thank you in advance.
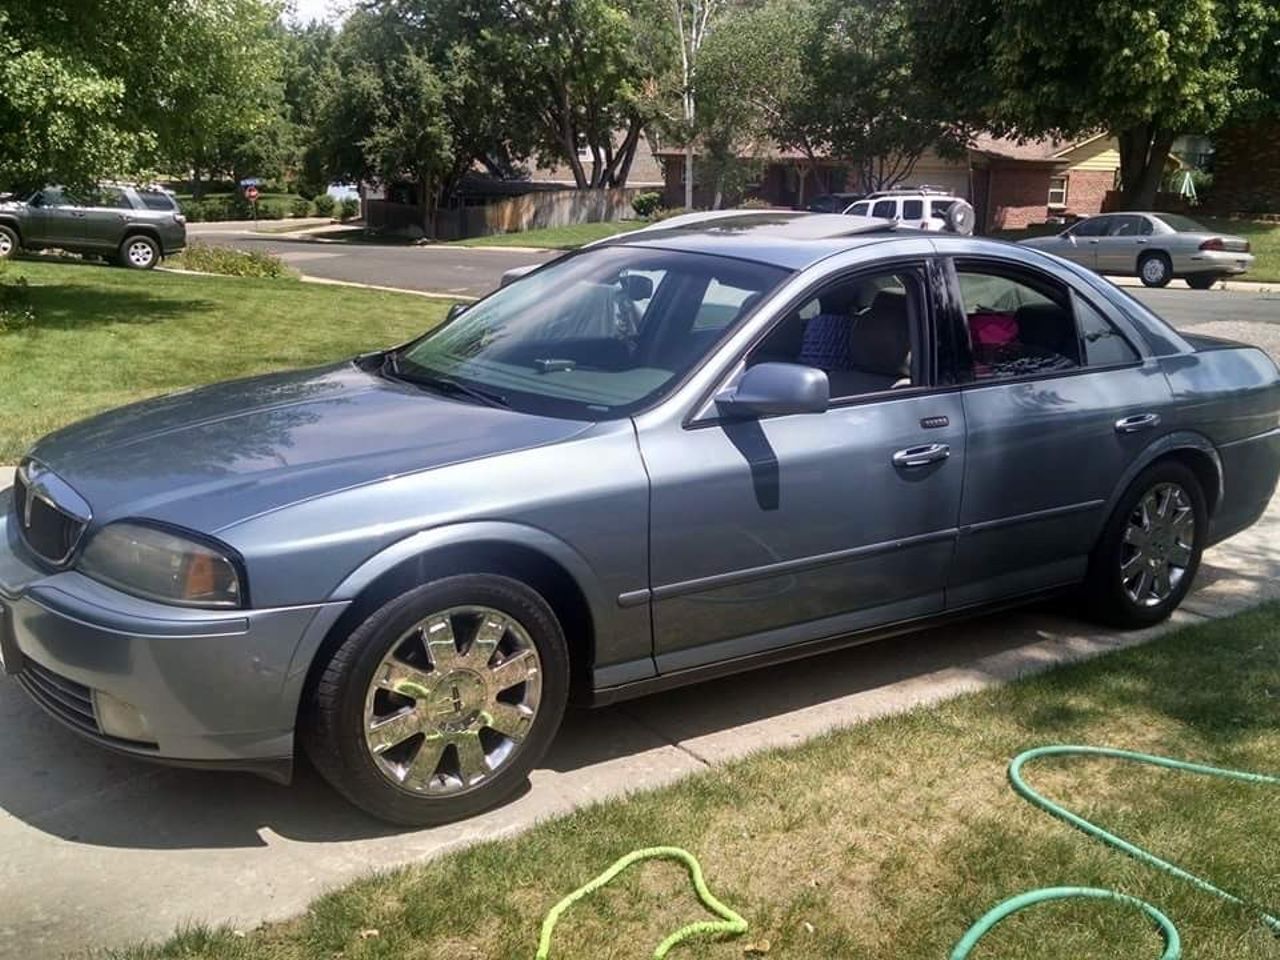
602;210;911;270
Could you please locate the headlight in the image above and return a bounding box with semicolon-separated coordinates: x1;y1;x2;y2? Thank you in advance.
78;522;246;608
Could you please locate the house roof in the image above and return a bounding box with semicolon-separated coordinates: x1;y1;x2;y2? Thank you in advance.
654;133;1103;166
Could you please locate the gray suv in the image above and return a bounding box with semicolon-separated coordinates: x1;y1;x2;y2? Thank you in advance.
0;184;187;269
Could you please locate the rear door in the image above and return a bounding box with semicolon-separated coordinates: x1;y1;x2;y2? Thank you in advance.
78;186;135;250
1094;214;1150;274
942;254;1172;607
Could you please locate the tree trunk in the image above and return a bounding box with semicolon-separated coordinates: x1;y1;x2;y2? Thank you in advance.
684;144;694;209
420;174;436;239
712;168;723;210
1117;124;1175;210
191;163;204;200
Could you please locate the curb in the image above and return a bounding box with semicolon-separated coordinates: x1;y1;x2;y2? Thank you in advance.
1110;275;1278;293
298;275;477;301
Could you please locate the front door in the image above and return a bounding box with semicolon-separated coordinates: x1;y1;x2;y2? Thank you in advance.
944;255;1174;606
1059;215;1111;270
640;262;966;674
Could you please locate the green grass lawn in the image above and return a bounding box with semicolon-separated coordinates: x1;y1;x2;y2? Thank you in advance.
992;216;1280;282
114;604;1280;960
449;220;646;249
0;259;448;462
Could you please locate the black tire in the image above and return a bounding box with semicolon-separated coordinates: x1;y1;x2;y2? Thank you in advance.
1137;251;1172;288
1185;274;1221;290
118;234;160;270
302;574;570;825
1083;460;1207;628
0;224;18;260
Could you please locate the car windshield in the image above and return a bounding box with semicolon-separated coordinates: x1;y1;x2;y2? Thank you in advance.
391;245;789;420
1152;213;1209;233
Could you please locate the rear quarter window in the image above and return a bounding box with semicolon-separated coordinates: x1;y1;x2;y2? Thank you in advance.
902;199;924;220
137;191;177;211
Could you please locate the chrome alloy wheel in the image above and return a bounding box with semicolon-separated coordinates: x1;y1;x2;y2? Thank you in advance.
0;232;12;258
1140;256;1168;285
1120;482;1195;607
363;605;543;795
127;239;156;267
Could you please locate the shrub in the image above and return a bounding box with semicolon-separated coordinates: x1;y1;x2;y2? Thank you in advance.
737;197;773;209
631;191;663;218
0;269;34;332
290;197;313;218
339;197;360;220
313;193;336;217
648;206;685;222
171;242;294;279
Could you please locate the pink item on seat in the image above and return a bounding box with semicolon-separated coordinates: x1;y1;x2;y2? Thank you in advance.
969;310;1018;348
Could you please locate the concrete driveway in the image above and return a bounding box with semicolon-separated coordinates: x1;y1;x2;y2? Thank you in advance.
1;467;1278;957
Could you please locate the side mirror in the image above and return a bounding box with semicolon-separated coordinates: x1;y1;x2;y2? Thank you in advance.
446;302;469;322
28;193;42;208
621;274;653;301
715;362;829;419
500;264;538;288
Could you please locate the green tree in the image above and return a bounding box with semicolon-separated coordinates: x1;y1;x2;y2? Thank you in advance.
912;0;1280;209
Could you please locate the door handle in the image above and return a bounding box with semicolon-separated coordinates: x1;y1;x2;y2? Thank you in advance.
1136;239;1148;245
1115;413;1160;434
892;442;951;468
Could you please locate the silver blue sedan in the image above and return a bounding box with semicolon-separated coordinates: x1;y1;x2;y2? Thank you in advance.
2;211;1278;824
1018;212;1254;288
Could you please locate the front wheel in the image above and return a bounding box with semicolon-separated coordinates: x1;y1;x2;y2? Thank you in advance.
302;575;570;825
119;234;160;270
1083;461;1206;628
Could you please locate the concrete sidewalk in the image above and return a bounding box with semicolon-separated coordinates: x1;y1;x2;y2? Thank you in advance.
0;465;1276;958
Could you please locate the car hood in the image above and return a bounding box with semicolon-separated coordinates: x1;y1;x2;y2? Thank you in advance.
26;362;593;533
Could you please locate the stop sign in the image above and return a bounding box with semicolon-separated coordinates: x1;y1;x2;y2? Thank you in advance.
245;185;260;202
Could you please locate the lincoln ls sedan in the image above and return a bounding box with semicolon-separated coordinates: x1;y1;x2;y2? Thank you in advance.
2;211;1278;825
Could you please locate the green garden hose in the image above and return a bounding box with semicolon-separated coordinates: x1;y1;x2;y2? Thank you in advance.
535;846;748;959
953;745;1280;959
535;747;1279;959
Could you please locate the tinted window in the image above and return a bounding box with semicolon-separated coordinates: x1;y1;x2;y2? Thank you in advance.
137;191;177;211
1075;293;1138;366
90;186;132;209
902;199;924;220
871;199;897;218
848;202;871;216
1152;213;1209;233
1071;217;1110;238
395;247;788;420
36;187;73;207
956;264;1081;379
930;200;953;218
749;268;923;399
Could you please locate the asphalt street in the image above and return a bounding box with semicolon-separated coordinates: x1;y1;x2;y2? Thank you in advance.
189;225;1280;334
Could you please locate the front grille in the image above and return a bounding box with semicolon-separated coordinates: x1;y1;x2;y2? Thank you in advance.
17;659;99;736
13;469;86;565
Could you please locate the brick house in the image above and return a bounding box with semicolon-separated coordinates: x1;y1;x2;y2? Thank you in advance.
655;133;1123;232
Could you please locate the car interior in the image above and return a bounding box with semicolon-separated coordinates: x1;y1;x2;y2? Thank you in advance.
748;271;920;397
956;266;1082;378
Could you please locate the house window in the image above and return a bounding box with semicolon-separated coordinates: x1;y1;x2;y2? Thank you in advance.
1048;175;1068;207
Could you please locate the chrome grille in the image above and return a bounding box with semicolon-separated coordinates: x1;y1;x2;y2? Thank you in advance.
12;463;89;565
17;660;99;735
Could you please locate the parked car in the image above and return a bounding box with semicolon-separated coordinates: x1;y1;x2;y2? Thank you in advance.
0;184;186;269
1017;212;1254;289
3;211;1278;825
805;192;864;213
845;185;967;231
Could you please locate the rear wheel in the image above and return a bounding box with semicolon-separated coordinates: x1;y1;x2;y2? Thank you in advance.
1138;252;1172;288
119;234;160;270
1083;461;1206;628
1185;274;1222;290
0;224;18;260
302;574;570;825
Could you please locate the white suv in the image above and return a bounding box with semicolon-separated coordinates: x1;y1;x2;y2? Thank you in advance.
844;186;962;231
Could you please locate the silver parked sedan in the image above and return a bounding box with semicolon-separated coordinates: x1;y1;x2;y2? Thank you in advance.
3;210;1279;825
1019;212;1254;289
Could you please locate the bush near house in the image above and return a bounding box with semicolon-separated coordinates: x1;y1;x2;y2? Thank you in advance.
631;191;663;218
339;197;360;220
313;194;336;217
177;193;310;223
289;197;313;218
170;243;294;279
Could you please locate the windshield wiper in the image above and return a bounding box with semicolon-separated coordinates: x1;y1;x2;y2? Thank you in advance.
381;352;509;408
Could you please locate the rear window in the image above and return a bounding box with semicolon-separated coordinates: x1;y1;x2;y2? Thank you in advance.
930;200;953;218
137;191;177;211
1152;213;1208;233
902;199;924;220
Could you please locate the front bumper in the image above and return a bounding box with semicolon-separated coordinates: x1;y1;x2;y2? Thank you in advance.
1;497;347;777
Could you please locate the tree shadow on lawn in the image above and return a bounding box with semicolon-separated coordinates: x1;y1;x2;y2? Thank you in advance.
18;282;217;332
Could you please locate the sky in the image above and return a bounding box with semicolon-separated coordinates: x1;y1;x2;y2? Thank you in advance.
285;0;345;25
